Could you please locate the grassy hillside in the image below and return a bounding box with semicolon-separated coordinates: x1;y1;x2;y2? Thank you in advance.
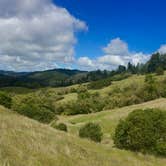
0;104;166;166
58;98;166;144
0;69;87;88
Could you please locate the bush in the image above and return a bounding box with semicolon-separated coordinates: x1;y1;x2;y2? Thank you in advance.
79;123;103;142
88;78;112;90
13;96;55;123
0;92;12;108
60;92;105;115
156;67;164;75
143;74;159;101
114;109;166;156
16;103;55;123
55;123;67;132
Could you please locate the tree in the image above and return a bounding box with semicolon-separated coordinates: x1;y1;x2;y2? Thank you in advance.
147;53;160;73
127;62;133;72
117;65;126;73
127;62;137;74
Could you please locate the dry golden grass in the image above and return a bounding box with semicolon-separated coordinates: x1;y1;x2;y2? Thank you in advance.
1;102;166;166
1;73;166;165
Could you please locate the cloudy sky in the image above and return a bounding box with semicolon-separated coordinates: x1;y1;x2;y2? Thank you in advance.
0;0;166;71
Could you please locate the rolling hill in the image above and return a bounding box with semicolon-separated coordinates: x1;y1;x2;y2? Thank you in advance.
0;99;166;166
58;98;166;141
0;69;87;88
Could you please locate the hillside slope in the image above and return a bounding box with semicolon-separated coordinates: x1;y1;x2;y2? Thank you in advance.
0;69;87;88
59;98;166;143
0;103;166;166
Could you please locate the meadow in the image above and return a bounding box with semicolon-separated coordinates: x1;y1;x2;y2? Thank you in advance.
0;102;166;166
0;72;166;165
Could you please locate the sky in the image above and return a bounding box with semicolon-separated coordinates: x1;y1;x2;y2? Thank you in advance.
0;0;166;71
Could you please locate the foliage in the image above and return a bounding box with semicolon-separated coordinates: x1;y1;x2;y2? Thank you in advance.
88;73;131;90
55;123;68;132
62;92;105;115
79;123;103;142
114;109;166;156
110;73;131;81
0;91;12;108
88;78;112;89
13;95;56;123
156;67;164;75
143;74;159;101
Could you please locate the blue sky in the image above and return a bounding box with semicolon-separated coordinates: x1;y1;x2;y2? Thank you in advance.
0;0;166;71
54;0;166;58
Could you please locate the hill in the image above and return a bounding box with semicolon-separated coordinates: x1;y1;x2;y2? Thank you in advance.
59;98;166;141
0;68;114;88
0;69;87;88
0;104;166;166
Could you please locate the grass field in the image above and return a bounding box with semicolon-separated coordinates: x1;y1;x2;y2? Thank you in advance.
58;98;166;145
56;73;166;102
0;73;166;165
0;101;166;166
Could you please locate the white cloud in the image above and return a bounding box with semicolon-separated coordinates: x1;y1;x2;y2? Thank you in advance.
78;38;150;70
98;55;125;66
158;44;166;54
103;38;129;55
0;0;87;71
77;57;94;67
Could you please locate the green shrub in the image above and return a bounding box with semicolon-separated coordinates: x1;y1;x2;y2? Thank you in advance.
0;92;12;108
156;67;164;75
114;109;166;156
61;92;105;115
16;103;55;123
55;123;67;132
110;73;131;81
88;78;112;89
13;96;55;123
79;123;103;142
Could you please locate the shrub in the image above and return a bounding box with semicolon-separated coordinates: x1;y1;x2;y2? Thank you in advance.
13;96;55;123
55;123;67;132
88;78;112;90
143;74;159;101
79;123;103;142
61;92;105;115
110;73;131;81
156;67;164;75
16;103;55;123
114;109;166;156
0;92;12;108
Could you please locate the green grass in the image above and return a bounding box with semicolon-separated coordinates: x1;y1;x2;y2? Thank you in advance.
1;73;166;165
0;104;166;166
57;93;78;104
0;87;35;95
58;98;166;144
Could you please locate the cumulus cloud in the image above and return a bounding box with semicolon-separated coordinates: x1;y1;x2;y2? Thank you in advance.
78;38;150;70
158;44;166;54
103;38;129;55
98;55;125;66
77;57;94;67
0;0;87;71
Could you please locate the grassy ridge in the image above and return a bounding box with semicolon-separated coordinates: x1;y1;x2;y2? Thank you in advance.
58;98;166;144
0;105;166;166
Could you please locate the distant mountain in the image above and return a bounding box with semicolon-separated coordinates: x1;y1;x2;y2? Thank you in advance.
0;68;116;88
0;70;29;77
0;69;88;88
